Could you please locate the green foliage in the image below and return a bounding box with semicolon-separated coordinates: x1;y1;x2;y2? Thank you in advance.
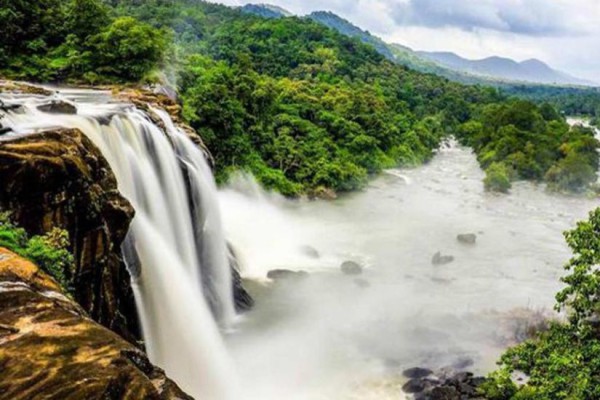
139;0;501;194
0;0;166;82
483;209;600;400
458;100;599;193
484;162;512;193
89;17;168;82
0;212;74;293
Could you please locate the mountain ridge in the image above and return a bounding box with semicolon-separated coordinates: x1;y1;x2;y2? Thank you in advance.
240;3;596;87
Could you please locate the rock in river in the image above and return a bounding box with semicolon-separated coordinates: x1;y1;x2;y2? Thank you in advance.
37;100;77;114
341;260;363;275
457;233;477;245
432;252;455;266
267;269;309;281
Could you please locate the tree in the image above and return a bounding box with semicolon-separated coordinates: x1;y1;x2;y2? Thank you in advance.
89;17;167;81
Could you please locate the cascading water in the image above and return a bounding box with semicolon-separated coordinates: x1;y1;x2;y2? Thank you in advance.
0;90;238;399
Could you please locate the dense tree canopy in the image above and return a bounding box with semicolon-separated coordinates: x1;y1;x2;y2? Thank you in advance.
0;0;166;82
1;0;598;195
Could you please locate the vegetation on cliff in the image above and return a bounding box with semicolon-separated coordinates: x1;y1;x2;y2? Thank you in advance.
482;208;600;399
0;213;73;291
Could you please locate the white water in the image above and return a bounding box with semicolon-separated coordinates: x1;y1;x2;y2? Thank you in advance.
221;138;599;399
0;90;237;399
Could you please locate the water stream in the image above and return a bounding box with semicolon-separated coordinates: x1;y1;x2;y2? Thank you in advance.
222;137;599;399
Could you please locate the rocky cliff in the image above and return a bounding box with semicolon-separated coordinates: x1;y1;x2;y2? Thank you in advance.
0;128;140;342
0;247;192;400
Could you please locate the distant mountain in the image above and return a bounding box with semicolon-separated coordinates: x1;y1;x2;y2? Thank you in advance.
240;4;291;19
418;52;593;86
307;11;395;61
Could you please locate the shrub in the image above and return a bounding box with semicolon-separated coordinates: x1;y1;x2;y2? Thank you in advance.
482;208;600;399
484;162;512;193
0;212;74;293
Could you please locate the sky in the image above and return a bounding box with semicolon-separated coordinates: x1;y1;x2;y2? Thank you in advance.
209;0;600;83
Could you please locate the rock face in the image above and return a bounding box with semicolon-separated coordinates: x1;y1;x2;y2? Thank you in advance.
0;129;139;342
0;247;192;400
227;244;254;312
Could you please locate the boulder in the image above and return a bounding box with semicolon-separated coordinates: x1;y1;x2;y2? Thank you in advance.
267;269;309;281
0;126;11;135
432;252;455;266
0;247;192;400
341;260;363;275
0;129;139;341
403;367;434;379
402;379;432;394
429;386;460;400
37;100;77;115
457;233;477;245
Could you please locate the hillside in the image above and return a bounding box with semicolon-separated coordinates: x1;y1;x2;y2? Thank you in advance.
2;0;597;195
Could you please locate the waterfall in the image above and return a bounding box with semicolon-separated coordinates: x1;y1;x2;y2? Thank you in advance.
0;92;238;399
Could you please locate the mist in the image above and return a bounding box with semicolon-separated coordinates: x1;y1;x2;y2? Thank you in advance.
218;141;597;399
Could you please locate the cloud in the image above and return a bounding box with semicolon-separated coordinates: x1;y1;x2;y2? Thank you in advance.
387;0;594;36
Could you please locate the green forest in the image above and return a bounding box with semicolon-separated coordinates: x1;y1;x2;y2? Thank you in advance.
1;0;598;196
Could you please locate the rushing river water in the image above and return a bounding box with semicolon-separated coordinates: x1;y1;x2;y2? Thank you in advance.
221;136;599;399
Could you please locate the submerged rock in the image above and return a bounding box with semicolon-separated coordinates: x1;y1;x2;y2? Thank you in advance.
341;260;363;275
432;252;455;266
0;247;193;400
37;100;77;114
457;233;477;245
354;278;371;288
300;245;320;259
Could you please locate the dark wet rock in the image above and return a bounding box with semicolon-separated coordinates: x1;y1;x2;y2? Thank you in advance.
37;100;77;114
457;233;477;245
432;252;455;266
227;244;254;312
403;378;434;394
0;126;11;135
341;260;363;275
429;386;461;400
0;100;22;112
267;269;309;281
354;278;371;288
300;245;320;259
407;367;487;400
403;367;433;379
0;247;192;400
0;129;139;342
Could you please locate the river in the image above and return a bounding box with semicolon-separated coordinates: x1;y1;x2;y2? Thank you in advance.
221;134;599;399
